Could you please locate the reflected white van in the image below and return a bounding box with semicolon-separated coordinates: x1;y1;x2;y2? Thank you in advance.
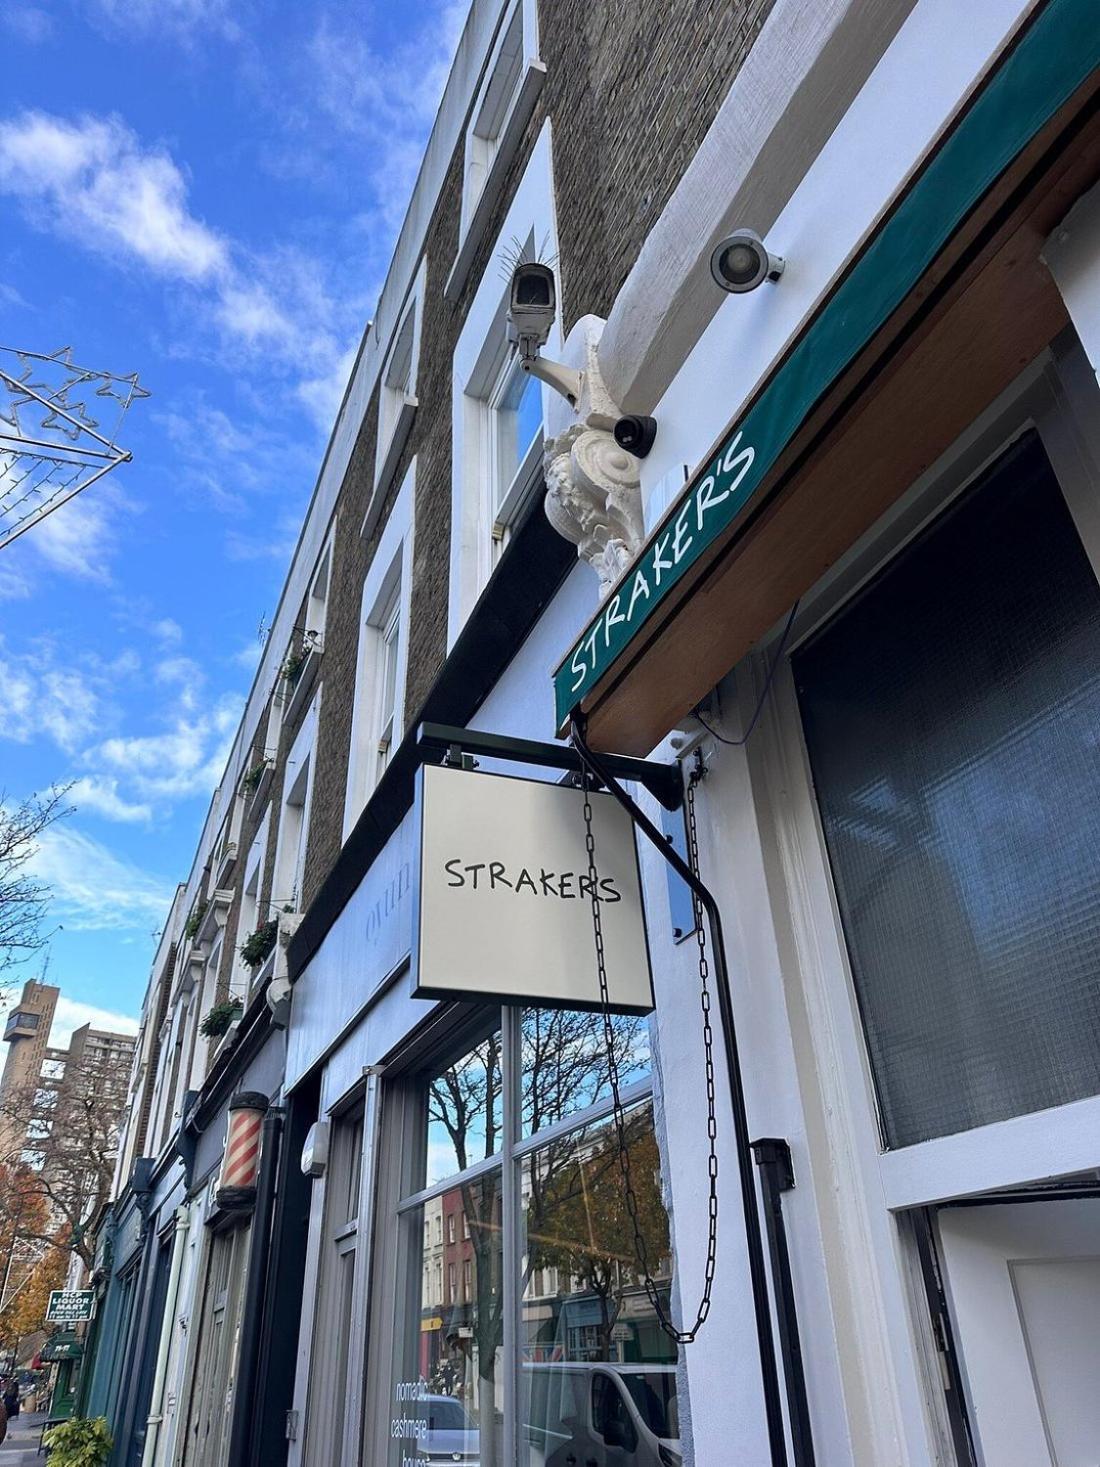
523;1362;681;1466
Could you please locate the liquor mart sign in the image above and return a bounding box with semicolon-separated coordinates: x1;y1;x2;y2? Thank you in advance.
413;764;654;1013
46;1289;95;1323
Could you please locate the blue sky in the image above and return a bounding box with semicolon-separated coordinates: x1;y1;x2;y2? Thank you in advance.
0;0;466;1037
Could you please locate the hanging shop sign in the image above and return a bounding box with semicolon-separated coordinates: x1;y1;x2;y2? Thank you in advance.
45;1290;95;1324
551;0;1100;729
413;763;654;1013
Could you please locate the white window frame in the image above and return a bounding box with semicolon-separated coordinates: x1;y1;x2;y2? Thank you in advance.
233;811;271;998
345;465;415;838
271;694;319;917
447;0;545;300
449;122;558;647
374;261;425;505
744;350;1100;1464
305;539;333;645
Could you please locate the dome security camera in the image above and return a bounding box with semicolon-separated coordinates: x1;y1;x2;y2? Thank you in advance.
613;415;658;459
710;230;785;293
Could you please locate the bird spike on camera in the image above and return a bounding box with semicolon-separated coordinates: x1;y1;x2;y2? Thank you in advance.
0;344;149;551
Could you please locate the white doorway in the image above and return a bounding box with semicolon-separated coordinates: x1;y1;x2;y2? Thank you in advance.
937;1198;1100;1466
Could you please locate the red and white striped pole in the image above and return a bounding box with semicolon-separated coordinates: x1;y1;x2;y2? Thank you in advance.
216;1091;269;1212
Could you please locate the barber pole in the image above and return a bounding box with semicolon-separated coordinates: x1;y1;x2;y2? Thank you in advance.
215;1091;269;1211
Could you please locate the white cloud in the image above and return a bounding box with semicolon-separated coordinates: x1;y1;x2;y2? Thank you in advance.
29;825;173;932
0;113;227;283
27;483;126;585
0;111;357;441
84;0;240;42
0;558;32;601
68;776;152;825
0;994;140;1050
151;618;182;647
1;8;55;44
154;655;201;686
48;996;139;1048
92;691;242;801
0;281;30;310
0;643;104;754
297;341;357;434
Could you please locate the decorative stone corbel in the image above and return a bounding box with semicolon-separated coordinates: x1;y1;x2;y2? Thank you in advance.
541;320;645;596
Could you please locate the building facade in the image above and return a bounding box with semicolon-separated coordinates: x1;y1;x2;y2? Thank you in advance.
93;2;1100;1465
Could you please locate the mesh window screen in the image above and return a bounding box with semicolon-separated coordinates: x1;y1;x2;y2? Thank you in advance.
795;432;1100;1147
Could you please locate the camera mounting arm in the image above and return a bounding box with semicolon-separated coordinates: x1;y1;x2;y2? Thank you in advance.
516;347;583;408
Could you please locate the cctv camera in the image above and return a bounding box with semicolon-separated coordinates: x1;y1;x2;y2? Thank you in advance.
613;415;658;459
710;230;785;294
507;262;557;359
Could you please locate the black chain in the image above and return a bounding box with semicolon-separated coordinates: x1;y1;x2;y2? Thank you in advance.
580;764;719;1345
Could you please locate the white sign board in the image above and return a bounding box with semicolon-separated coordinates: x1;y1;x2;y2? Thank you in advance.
414;764;653;1013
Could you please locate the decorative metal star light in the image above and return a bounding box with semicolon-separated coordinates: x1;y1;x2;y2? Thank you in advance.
0;344;150;551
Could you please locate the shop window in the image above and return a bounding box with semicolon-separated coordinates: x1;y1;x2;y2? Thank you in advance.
371;1008;678;1467
796;432;1100;1147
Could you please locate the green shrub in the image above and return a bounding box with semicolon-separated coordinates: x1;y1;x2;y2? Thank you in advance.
239;918;278;969
241;761;268;796
199;999;243;1039
43;1415;113;1466
184;899;207;941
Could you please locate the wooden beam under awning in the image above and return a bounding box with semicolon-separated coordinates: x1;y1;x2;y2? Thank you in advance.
575;77;1100;757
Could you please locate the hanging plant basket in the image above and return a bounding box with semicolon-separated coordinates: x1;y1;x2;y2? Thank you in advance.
199;1000;244;1039
241;760;269;796
239;918;278;970
184;899;207;942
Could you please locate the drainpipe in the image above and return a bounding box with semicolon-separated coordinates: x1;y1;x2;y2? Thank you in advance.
139;1207;190;1467
226;1104;284;1467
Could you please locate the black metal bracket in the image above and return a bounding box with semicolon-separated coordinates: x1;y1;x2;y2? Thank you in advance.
569;715;791;1467
416;721;684;810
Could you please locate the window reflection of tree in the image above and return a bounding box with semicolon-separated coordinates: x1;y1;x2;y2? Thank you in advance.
422;1012;662;1457
528;1108;670;1361
427;1035;503;1460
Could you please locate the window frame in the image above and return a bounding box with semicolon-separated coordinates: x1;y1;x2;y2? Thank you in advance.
362;1004;658;1467
449;125;558;648
345;465;415;838
374;262;425;503
447;0;546;301
232;810;271;999
271;693;319;917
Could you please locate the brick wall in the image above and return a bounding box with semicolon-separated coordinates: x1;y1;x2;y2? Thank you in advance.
295;0;775;913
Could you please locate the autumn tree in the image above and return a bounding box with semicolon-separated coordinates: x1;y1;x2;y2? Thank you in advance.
0;788;70;982
0;1237;67;1345
0;1038;132;1272
423;1011;655;1444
